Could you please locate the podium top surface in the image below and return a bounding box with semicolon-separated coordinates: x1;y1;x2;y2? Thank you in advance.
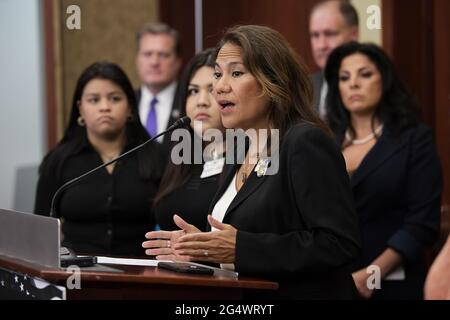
0;254;278;291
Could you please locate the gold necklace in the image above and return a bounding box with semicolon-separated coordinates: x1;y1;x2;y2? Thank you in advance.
240;154;259;183
240;166;251;183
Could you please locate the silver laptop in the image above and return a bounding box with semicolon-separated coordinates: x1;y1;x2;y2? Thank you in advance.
0;209;60;268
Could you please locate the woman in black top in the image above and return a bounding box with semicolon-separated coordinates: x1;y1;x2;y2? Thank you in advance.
34;61;163;256
324;42;442;299
153;48;225;232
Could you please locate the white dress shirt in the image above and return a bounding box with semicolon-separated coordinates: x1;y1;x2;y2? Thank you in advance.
319;80;328;120
139;82;177;143
211;174;238;271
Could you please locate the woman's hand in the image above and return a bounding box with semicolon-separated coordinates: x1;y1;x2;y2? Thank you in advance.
425;236;450;300
142;214;200;261
352;268;375;299
174;215;237;264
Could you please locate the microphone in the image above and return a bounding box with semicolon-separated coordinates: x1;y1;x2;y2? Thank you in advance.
49;116;191;218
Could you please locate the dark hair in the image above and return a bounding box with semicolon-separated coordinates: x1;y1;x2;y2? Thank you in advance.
312;0;359;28
153;49;216;205
39;61;163;181
324;42;419;140
214;25;330;138
136;22;182;57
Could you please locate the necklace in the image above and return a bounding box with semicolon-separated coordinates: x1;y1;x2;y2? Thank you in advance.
240;155;259;183
345;124;384;145
240;164;253;183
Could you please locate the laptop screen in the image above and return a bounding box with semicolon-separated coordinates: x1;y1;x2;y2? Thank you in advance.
0;209;60;268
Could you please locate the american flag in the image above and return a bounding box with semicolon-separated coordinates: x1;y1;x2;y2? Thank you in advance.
0;267;65;300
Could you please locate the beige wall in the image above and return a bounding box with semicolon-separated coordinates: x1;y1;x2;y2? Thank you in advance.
351;0;382;45
59;0;158;127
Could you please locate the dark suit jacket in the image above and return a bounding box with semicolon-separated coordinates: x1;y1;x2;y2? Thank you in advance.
343;124;442;299
209;122;361;299
136;87;180;157
311;72;324;116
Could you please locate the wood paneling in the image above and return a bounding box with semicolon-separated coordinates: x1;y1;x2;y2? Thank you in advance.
202;0;320;73
159;0;195;69
383;0;449;215
160;0;321;73
60;0;158;126
382;0;435;126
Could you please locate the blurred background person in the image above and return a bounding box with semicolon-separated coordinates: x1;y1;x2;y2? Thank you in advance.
35;61;163;257
135;22;182;152
152;48;226;238
325;42;442;299
309;0;359;119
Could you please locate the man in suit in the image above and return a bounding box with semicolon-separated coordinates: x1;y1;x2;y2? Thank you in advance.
135;23;182;149
309;0;359;119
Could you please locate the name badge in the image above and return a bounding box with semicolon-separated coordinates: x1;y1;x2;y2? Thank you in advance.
200;158;225;179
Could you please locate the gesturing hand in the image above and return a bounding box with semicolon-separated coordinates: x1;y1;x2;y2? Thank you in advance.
352;268;375;299
142;214;200;261
174;215;237;264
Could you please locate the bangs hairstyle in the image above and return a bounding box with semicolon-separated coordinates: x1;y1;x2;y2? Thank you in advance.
213;25;330;138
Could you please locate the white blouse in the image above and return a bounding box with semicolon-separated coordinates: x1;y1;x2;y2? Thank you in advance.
210;173;238;270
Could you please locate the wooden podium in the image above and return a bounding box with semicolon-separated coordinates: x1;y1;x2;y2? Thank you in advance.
0;254;278;300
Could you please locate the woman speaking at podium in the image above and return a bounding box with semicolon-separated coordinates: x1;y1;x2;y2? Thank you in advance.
143;25;361;299
35;62;163;257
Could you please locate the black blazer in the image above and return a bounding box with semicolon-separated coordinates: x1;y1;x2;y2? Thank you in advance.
209;122;361;299
136;87;180;156
343;124;442;299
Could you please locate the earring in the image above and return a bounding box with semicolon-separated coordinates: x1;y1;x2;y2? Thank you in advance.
77;116;85;126
127;114;133;122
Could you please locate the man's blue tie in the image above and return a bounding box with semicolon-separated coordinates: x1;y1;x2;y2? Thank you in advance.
146;97;158;137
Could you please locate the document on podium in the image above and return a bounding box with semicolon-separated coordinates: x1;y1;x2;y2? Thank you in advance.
95;256;162;267
384;265;406;280
94;256;238;279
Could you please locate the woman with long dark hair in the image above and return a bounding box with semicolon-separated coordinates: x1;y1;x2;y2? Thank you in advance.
144;25;361;299
325;42;442;299
35;61;163;256
152;48;225;233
